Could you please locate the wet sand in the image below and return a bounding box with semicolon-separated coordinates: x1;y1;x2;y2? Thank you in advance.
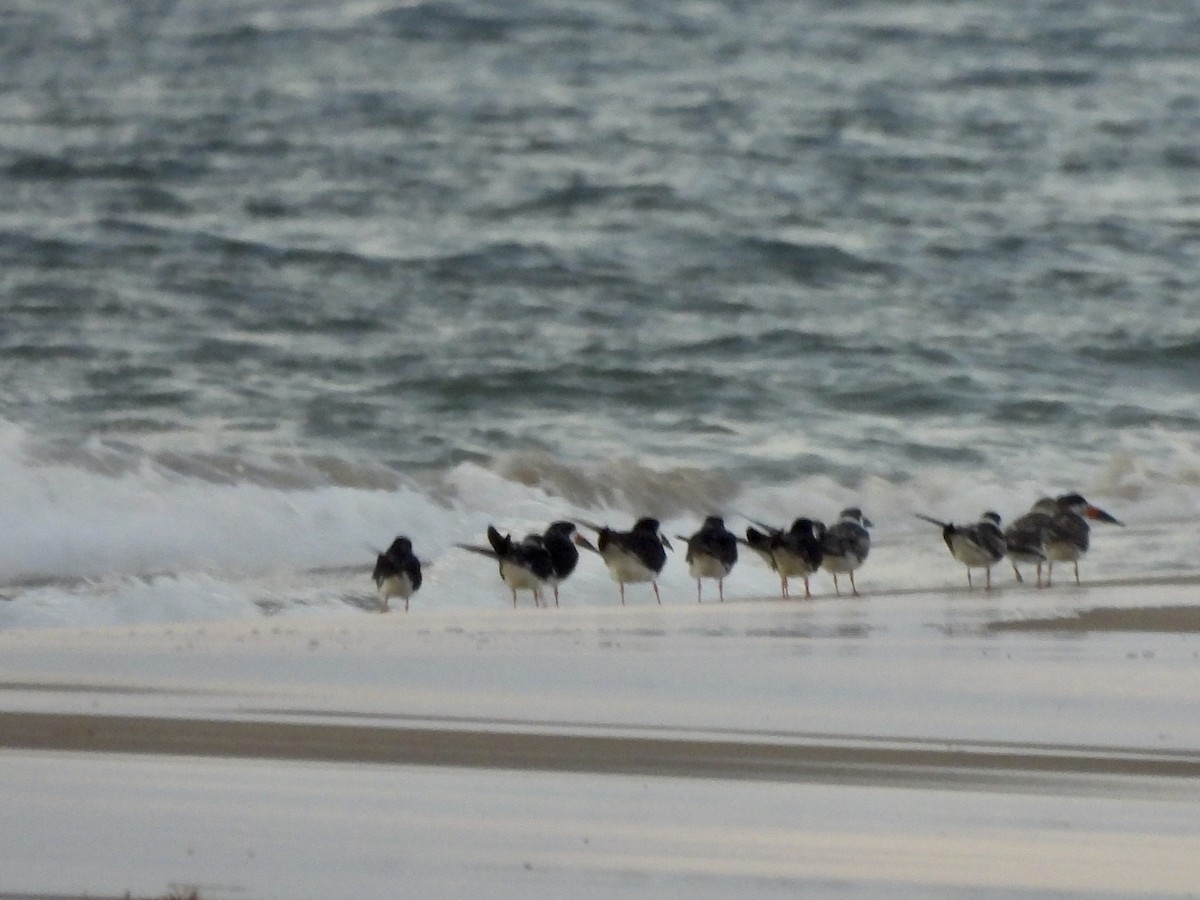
3;710;1198;792
988;603;1200;633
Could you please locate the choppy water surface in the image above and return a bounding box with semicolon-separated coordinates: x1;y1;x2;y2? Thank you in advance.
2;1;1200;623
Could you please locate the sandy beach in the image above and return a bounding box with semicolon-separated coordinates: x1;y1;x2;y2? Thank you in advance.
2;578;1199;898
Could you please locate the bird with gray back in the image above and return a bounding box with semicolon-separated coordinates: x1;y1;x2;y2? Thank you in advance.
820;508;872;597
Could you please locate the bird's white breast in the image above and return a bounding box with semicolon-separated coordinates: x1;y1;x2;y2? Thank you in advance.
948;534;1000;567
773;550;816;578
377;573;415;600
499;560;544;591
688;555;730;580
601;548;656;583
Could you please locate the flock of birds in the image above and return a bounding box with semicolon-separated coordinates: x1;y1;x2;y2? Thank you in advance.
370;493;1123;612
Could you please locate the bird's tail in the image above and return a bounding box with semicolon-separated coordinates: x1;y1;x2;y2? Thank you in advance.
455;543;500;560
914;513;950;528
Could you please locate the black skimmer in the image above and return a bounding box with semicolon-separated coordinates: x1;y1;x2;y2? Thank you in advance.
541;520;594;606
457;525;555;607
1004;497;1056;586
676;515;738;602
372;536;423;612
820;507;872;596
1042;493;1123;586
579;517;672;605
743;517;825;599
916;511;1007;590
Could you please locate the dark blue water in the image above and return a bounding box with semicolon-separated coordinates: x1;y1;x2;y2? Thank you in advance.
2;1;1200;621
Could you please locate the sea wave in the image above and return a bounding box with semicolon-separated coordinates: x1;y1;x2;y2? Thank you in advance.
734;236;896;285
3;418;1199;589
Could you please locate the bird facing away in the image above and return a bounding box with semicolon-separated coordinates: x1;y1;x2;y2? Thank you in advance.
372;535;423;612
916;511;1007;590
541;520;594;606
676;515;738;602
820;507;873;597
456;525;555;607
1041;493;1123;586
1004;497;1056;587
579;517;672;605
743;517;825;599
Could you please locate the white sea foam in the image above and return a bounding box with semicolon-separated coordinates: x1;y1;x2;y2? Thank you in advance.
2;418;1198;629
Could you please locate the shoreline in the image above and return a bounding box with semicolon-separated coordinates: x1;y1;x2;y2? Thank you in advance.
6;571;1200;632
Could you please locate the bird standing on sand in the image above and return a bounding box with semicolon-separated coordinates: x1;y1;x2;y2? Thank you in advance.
1004;494;1124;586
457;525;555;607
1041;493;1123;586
676;515;738;602
916;511;1007;590
541;520;594;606
743;517;825;599
1004;498;1056;586
579;517;672;605
372;535;423;612
820;508;872;597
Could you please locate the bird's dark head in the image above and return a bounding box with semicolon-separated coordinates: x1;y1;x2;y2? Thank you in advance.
1055;493;1088;512
980;511;1001;527
385;536;413;556
633;517;672;550
839;507;873;528
788;517;818;534
1055;494;1123;525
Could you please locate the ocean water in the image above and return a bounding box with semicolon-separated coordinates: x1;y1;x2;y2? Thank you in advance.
3;0;1200;626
